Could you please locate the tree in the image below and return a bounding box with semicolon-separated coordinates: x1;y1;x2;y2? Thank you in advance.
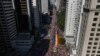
59;37;66;45
57;11;65;31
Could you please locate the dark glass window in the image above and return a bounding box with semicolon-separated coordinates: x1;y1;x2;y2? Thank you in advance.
96;5;100;9
91;28;95;31
86;54;89;56
97;51;100;53
95;38;99;41
98;0;100;2
87;50;90;53
98;47;100;49
92;23;96;26
97;28;100;31
92;51;96;53
91;54;94;56
88;42;92;45
96;33;100;36
94;42;98;45
90;33;94;36
95;12;99;15
93;47;96;49
89;38;93;40
93;18;98;21
87;46;91;49
97;55;100;56
98;23;100;26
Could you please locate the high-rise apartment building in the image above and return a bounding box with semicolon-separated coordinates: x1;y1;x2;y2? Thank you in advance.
64;0;82;46
0;0;17;55
77;0;100;56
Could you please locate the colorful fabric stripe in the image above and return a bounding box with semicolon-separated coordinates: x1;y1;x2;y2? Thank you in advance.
55;33;59;46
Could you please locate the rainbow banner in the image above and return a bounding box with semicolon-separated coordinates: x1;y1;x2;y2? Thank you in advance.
54;33;59;46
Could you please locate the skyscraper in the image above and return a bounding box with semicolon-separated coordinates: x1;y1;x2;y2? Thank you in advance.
32;0;41;29
12;0;34;54
32;0;50;41
64;0;82;46
14;0;32;33
41;0;48;14
77;0;100;56
0;0;17;55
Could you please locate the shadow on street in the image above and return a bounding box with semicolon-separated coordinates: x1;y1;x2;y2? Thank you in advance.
31;39;50;56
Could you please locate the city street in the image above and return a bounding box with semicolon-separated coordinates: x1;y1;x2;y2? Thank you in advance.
30;7;67;56
45;8;68;56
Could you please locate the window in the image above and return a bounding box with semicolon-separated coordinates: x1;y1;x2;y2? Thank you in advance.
91;54;94;56
87;46;91;49
92;23;96;26
86;54;89;56
98;23;100;26
91;28;95;31
97;55;100;56
87;50;90;53
98;47;100;49
93;47;96;49
90;33;94;36
97;28;100;31
88;42;92;45
97;0;100;2
95;38;99;41
93;18;98;21
94;42;98;45
97;51;100;53
92;50;96;53
89;38;93;40
96;33;100;36
96;5;100;9
95;12;99;15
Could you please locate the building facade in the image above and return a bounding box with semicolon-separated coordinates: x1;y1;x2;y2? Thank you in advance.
0;0;17;55
64;0;82;46
77;0;100;56
32;0;41;29
41;0;48;14
12;0;34;54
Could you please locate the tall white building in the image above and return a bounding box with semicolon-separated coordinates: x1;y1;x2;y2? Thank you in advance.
41;0;48;14
50;0;61;11
77;0;100;56
64;0;82;45
55;0;61;11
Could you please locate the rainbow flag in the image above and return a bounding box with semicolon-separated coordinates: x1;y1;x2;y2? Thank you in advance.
54;33;59;46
